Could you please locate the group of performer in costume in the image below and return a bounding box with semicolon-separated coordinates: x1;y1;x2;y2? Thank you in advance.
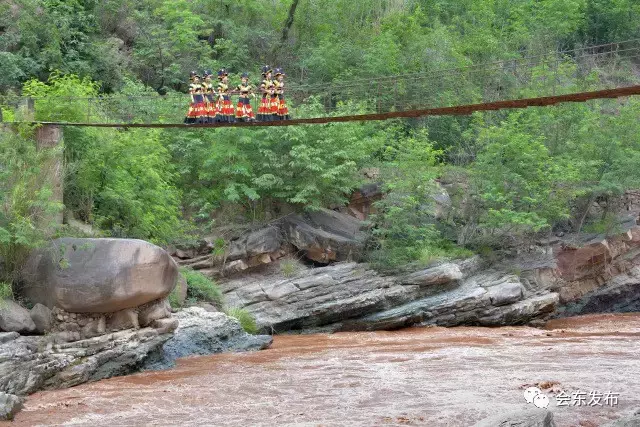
184;65;289;124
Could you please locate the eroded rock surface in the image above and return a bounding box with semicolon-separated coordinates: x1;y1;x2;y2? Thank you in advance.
220;257;560;333
20;238;179;313
143;307;273;370
220;222;640;332
0;326;172;396
0;392;23;421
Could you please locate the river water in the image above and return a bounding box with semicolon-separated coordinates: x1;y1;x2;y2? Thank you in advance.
7;313;640;426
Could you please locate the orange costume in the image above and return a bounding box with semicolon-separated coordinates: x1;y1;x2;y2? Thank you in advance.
274;68;290;120
235;73;255;121
184;71;206;124
257;65;275;121
215;69;235;123
202;70;216;123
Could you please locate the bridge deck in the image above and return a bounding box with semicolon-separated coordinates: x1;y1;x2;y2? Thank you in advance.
6;85;640;129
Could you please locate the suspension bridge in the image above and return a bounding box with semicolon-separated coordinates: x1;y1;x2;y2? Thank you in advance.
2;38;640;129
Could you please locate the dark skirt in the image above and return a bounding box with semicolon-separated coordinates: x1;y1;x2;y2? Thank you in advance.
204;94;216;123
257;96;273;121
215;95;235;122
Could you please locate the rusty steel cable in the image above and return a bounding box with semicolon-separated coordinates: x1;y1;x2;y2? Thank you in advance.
5;85;639;129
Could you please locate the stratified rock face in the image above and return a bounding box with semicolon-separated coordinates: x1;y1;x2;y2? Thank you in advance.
558;266;640;316
221;258;560;333
0;392;24;421
281;208;367;263
0;327;171;396
143;307;273;370
472;409;556;427
20;238;179;313
174;208;369;276
0;300;36;334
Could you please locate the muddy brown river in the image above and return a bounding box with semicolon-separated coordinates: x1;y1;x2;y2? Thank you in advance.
6;313;640;426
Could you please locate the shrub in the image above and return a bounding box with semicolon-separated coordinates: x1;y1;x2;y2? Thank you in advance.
0;282;13;300
224;307;259;334
280;257;302;277
180;268;223;306
418;241;475;265
167;285;183;309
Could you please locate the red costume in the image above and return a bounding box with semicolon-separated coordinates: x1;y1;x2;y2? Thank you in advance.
235;73;255;121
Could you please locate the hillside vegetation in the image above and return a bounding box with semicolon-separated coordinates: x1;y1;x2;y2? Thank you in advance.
2;0;640;279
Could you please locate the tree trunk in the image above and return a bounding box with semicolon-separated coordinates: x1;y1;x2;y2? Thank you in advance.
575;192;598;233
281;0;300;43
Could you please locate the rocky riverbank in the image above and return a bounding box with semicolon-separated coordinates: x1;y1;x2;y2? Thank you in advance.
0;238;273;420
217;218;640;333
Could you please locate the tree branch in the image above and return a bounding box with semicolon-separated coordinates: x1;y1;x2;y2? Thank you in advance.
281;0;300;43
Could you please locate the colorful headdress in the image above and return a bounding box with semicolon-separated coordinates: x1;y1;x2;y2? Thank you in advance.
261;65;272;76
241;72;249;79
189;71;200;80
217;68;229;79
203;70;212;78
274;68;285;76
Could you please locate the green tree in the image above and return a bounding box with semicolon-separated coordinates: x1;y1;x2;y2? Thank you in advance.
0;126;63;283
466;113;576;244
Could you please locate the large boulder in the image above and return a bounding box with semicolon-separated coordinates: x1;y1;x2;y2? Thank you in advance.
20;238;179;313
227;226;282;261
0;300;36;334
143;307;273;370
280;209;367;263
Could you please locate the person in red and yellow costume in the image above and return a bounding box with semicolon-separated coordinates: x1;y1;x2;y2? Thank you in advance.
202;70;216;123
274;68;290;120
184;71;206;124
235;72;255;122
269;70;280;119
215;68;235;123
257;65;275;121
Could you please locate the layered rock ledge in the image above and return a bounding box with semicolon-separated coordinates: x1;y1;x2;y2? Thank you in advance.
220;222;640;333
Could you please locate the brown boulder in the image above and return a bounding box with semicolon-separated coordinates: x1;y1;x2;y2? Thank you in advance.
20;238;178;313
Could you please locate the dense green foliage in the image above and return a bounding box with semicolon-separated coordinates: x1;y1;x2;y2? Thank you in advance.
0;125;63;283
180;268;224;306
20;74;183;244
1;0;639;93
2;0;640;272
0;282;13;301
